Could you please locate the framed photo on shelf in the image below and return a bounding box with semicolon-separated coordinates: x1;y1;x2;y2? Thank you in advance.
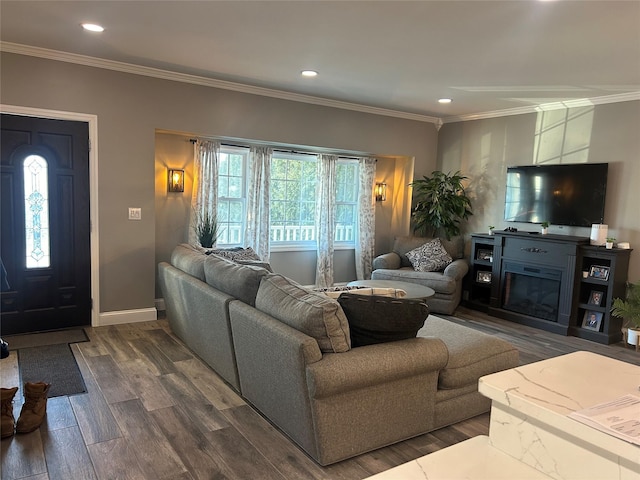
476;271;492;284
477;249;493;262
588;265;610;281
582;310;603;331
588;290;603;306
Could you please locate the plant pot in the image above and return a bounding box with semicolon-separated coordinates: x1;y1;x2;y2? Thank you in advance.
606;242;614;249
489;230;494;235
541;228;548;235
626;328;640;350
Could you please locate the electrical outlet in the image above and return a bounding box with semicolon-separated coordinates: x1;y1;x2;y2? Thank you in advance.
128;207;142;220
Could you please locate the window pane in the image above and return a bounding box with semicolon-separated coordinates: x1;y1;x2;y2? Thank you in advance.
24;155;50;268
217;146;248;246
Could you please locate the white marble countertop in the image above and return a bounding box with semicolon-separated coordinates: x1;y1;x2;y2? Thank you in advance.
478;351;640;465
365;435;553;480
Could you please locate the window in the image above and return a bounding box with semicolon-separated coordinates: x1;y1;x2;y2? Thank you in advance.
270;152;318;244
216;146;248;246
23;155;50;268
334;161;358;243
212;146;360;249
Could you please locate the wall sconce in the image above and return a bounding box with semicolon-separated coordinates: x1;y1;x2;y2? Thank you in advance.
168;169;185;193
375;182;387;202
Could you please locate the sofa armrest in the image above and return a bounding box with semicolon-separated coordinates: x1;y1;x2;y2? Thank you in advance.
443;258;469;280
372;252;402;270
306;337;448;399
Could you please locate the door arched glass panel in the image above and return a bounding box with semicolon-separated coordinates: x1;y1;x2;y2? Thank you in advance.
23;154;50;268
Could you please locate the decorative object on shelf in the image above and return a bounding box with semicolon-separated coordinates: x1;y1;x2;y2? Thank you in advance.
582;310;603;331
477;249;493;261
617;242;630;249
590;223;608;246
540;221;549;235
410;170;472;239
193;209;219;248
374;182;387;202
588;265;610;281
168;168;185;193
605;237;616;249
476;271;492;284
488;225;495;235
588;290;603;306
611;281;640;349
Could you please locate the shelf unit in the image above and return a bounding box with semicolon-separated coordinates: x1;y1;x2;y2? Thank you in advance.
572;246;632;344
463;234;496;312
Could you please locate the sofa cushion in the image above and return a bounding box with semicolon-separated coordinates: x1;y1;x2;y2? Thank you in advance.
405;238;453;272
170;244;207;281
337;294;429;347
255;274;351;353
418;316;519;389
204;254;270;306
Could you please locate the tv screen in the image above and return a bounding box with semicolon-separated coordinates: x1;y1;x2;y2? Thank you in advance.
504;163;608;227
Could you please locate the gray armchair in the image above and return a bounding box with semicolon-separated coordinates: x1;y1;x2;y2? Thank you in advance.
372;236;469;315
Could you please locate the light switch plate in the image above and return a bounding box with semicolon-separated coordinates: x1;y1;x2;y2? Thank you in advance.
128;207;142;220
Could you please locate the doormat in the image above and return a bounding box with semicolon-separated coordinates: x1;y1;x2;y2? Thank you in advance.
18;343;87;397
5;328;89;351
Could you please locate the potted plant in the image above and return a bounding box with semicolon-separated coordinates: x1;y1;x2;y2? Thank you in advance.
193;209;220;248
540;221;549;234
410;170;473;239
611;281;640;349
606;237;616;249
488;225;495;235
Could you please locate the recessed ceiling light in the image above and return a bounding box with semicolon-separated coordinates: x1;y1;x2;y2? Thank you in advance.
301;70;318;78
438;98;453;104
82;23;104;32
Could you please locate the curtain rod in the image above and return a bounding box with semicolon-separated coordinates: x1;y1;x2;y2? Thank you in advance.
190;138;374;161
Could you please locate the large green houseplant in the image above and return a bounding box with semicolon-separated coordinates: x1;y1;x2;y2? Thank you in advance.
611;281;640;347
193;209;220;248
410;170;473;239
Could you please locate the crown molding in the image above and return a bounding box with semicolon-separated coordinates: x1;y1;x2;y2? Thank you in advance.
0;42;439;124
441;91;640;124
2;42;638;126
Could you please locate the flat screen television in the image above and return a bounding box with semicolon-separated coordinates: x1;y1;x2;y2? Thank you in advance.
504;163;608;227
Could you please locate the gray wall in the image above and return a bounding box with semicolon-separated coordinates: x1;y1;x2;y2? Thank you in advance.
437;101;640;281
2;52;437;313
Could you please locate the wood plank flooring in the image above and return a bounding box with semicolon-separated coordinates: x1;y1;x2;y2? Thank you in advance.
1;307;638;480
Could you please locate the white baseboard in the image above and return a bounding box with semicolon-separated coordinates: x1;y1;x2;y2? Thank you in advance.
97;307;158;326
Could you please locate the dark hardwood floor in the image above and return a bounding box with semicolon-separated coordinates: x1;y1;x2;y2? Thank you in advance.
1;306;638;480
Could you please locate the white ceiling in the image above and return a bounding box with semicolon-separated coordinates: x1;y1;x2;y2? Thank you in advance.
1;1;639;122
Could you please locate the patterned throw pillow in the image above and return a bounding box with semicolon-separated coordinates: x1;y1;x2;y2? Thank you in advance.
205;247;261;262
313;285;407;299
405;238;453;272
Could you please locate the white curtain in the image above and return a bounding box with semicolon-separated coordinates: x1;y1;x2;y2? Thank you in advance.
356;157;377;280
189;140;220;246
245;146;272;261
315;154;337;287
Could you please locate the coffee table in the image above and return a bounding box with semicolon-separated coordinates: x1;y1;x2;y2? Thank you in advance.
346;280;435;300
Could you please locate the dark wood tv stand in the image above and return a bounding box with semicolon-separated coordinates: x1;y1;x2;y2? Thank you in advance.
463;231;632;344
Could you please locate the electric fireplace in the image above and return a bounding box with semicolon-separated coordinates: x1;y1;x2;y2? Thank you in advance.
502;262;562;322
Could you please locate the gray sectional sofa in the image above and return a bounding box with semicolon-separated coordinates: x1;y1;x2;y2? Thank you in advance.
158;244;519;465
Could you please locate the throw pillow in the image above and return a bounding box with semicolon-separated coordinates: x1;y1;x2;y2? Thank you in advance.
205;247;262;262
337;293;430;347
313;285;406;299
405;238;453;272
255;274;351;353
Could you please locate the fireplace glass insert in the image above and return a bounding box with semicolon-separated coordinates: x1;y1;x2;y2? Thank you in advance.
502;262;562;322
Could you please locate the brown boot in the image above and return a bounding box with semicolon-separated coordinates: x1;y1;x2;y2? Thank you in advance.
1;387;18;438
16;382;50;434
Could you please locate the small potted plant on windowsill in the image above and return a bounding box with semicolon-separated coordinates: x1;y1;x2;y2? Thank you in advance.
611;281;640;350
194;209;220;249
606;237;616;249
540;221;549;234
488;225;495;235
